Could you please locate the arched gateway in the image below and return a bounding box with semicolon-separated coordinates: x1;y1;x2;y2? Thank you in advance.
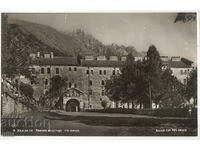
66;99;80;112
63;88;84;112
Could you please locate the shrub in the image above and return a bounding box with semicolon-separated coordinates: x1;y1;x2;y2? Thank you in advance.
20;82;34;98
85;108;197;118
101;100;108;109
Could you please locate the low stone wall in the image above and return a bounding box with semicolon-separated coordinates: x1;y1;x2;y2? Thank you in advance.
85;108;197;118
1;94;32;117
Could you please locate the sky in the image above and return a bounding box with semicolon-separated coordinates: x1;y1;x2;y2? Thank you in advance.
8;13;197;64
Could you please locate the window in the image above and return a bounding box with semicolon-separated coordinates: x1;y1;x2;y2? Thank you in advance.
89;89;93;95
30;80;34;85
31;68;35;74
56;68;59;74
136;70;140;76
104;70;106;75
91;70;93;74
101;80;105;86
89;80;92;86
47;68;51;74
41;68;44;74
69;82;72;88
89;105;93;109
180;70;183;75
184;70;187;74
74;67;77;71
69;67;71;71
102;90;105;96
45;79;48;85
117;70;120;74
99;70;102;75
86;70;89;74
113;70;115;75
184;79;187;85
74;83;77;88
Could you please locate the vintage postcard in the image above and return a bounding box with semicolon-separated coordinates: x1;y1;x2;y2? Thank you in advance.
1;13;197;136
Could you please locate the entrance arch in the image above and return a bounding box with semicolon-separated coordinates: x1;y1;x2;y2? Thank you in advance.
66;99;80;112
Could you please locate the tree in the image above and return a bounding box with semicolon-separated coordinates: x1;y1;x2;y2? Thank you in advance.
101;100;108;109
186;68;197;106
1;15;33;80
145;45;163;108
105;50;162;109
134;61;149;109
158;68;186;108
174;13;196;23
105;53;139;109
19;82;34;99
105;75;122;108
77;54;82;65
45;75;68;109
120;53;138;107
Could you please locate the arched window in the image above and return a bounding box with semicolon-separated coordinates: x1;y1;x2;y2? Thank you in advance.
56;68;59;74
113;70;115;75
102;90;104;96
86;70;89;74
184;70;187;74
91;70;93;74
99;70;102;75
32;68;35;74
45;79;48;85
101;80;105;86
89;80;92;86
47;68;51;74
136;69;140;76
69;82;72;88
183;79;187;85
104;70;106;75
180;70;183;75
41;68;44;74
74;83;77;88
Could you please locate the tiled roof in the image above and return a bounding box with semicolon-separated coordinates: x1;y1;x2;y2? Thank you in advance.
31;57;78;66
81;60;126;67
162;60;192;68
30;56;192;68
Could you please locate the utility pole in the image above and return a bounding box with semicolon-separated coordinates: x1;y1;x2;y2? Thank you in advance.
148;74;152;109
87;66;90;109
16;71;21;114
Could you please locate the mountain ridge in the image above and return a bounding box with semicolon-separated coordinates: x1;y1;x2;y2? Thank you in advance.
7;18;142;57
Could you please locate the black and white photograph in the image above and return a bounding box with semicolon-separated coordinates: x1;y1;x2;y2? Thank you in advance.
1;12;197;136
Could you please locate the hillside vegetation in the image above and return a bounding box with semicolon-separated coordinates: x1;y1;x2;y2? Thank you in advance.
8;19;91;56
69;29;142;57
8;19;142;57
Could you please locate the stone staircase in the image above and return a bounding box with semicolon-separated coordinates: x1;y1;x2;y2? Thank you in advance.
1;77;38;115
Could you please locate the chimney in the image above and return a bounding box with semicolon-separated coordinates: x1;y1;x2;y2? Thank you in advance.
134;56;143;61
171;56;181;61
109;56;118;61
121;56;127;61
97;56;106;61
29;53;36;59
85;56;94;60
50;52;54;59
160;56;169;62
44;53;51;58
